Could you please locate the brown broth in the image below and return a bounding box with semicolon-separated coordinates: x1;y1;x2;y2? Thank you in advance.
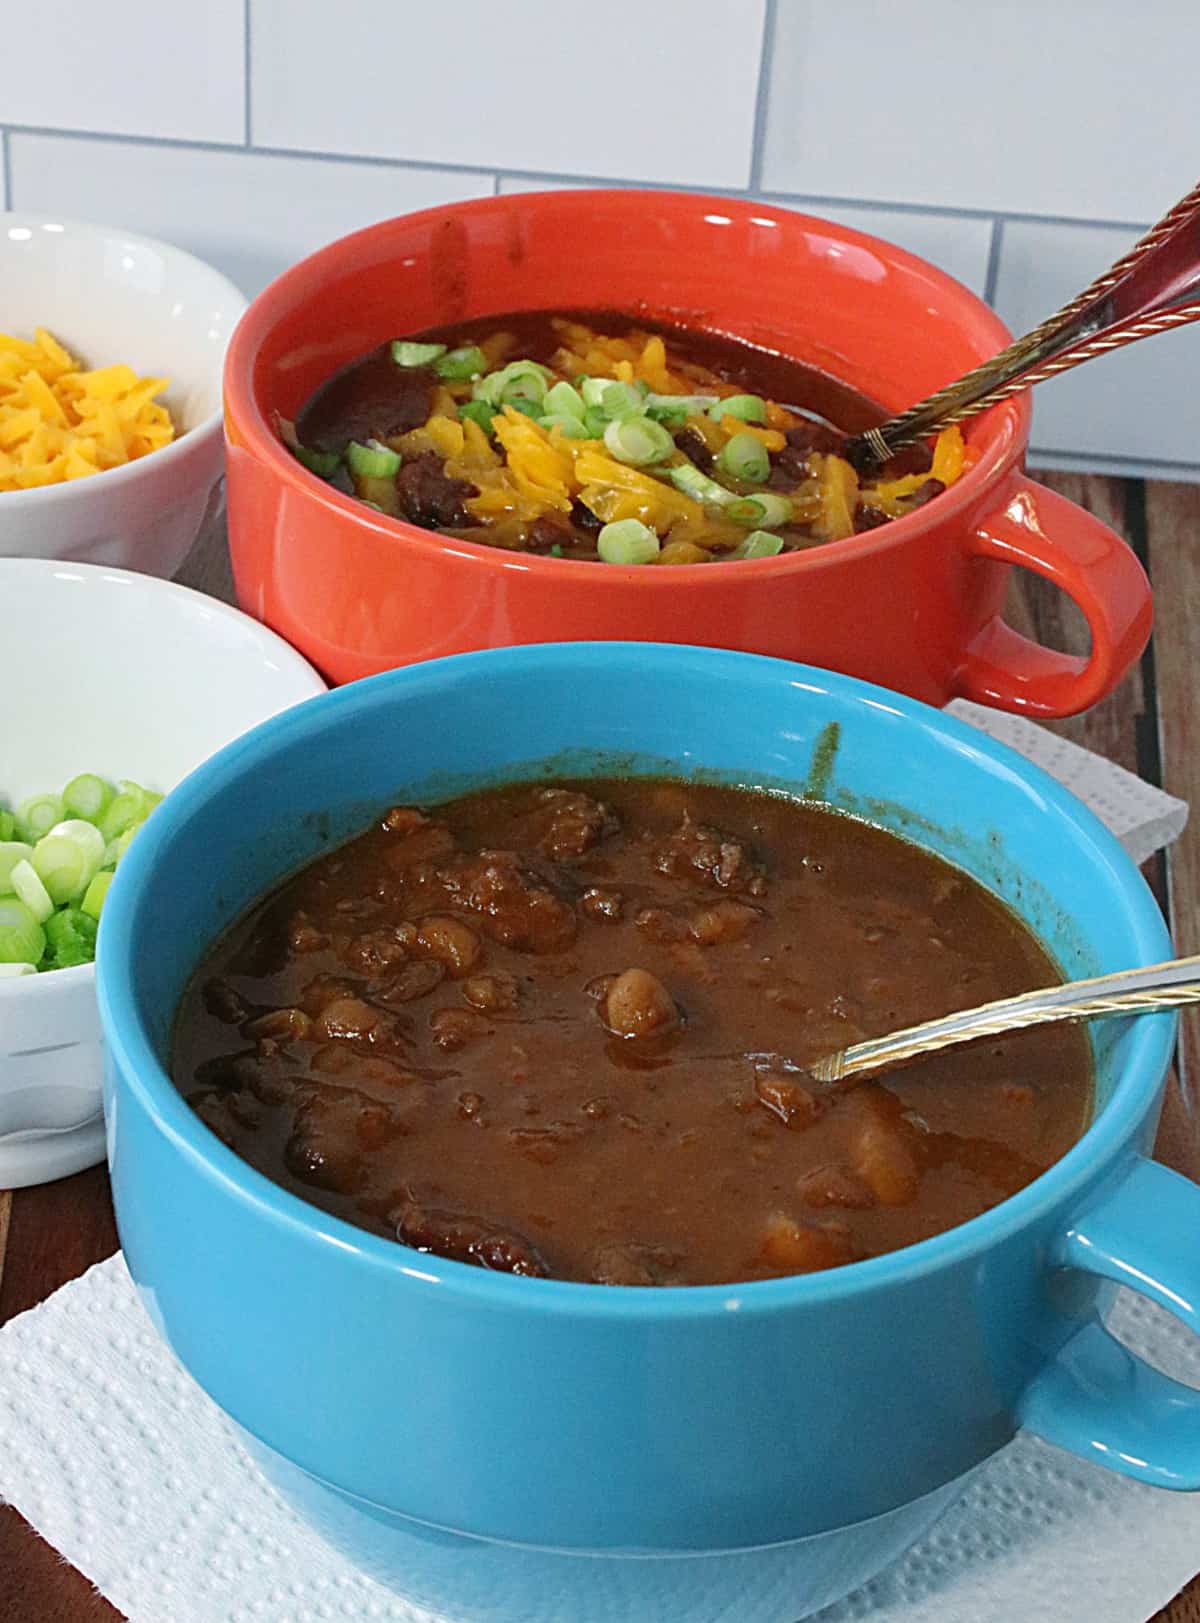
171;781;1093;1286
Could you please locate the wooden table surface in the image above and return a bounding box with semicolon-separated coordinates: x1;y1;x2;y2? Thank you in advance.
2;472;1199;1622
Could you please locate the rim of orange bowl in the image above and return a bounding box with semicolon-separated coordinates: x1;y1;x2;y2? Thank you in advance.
224;189;1031;582
0;211;248;510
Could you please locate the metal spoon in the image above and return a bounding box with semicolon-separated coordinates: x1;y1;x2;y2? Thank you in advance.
844;178;1200;472
811;954;1200;1087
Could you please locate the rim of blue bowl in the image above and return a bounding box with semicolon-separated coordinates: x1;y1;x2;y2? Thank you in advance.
97;643;1175;1320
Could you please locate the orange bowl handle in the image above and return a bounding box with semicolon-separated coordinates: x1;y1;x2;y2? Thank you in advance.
957;475;1153;718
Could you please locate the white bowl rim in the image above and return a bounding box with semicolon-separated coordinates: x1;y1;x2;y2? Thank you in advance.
0;555;326;1004
0;211;248;511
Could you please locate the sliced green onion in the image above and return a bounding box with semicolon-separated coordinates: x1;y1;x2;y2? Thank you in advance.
0;842;33;894
0;962;36;978
474;360;552;408
33;820;104;904
597;519;661;565
710;394;766;424
599;381;648;422
98;783;155;843
81;869;114;921
549;544;564;558
543;381;586;418
43;905;98;968
582;406;609;439
459;400;498;436
434;345;487;381
14;794;63;844
603;416;674;467
644;392;720;423
733;530;785;559
103;820;144;871
62;773;114;822
668;464;736;506
0;898;45;966
580;377;613;409
392;340;447;368
0;811;12;842
717;431;771;484
294;445;341;478
726;493;794;529
540;414;589;439
346;439;401;480
507;398;541;420
10;860;53;925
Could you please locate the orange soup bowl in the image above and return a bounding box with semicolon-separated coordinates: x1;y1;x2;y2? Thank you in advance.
223;191;1151;715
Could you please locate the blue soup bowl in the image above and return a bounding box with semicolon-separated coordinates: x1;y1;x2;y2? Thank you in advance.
97;644;1200;1622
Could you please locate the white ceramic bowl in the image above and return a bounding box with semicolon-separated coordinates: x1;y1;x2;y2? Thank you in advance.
0;559;326;1188
0;214;247;575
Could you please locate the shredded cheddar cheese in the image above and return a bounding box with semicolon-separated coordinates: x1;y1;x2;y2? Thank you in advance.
0;328;176;492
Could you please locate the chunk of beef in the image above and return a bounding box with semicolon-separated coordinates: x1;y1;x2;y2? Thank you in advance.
525;787;618;861
437;849;577;953
393;1201;549;1276
395;451;477;530
652;812;765;895
591;1242;683;1286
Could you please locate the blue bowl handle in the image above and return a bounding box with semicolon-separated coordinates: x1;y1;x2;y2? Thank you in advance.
1019;1157;1200;1488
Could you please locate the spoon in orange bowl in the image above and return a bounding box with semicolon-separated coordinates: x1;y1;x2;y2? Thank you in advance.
845;178;1200;472
811;954;1200;1087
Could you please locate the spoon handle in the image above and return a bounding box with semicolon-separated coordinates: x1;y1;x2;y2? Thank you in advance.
812;953;1200;1086
846;178;1200;467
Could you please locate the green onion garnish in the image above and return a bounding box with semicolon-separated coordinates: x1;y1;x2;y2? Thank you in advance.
0;898;45;967
541;414;589;439
716;431;771;484
0;812;12;842
474;360;552;409
0;775;158;971
543;380;586;418
710;394;767;424
294;445;342;479
549;543;564;558
346;440;401;480
599;381;648;422
733;530;785;559
14;794;63;844
603;416;674;467
597;519;661;565
391;341;447;368
582;407;609;439
644;392;720;423
434;345;487;381
508;398;542;420
62;774;114;823
668;464;737;506
459;400;499;435
726;493;794;529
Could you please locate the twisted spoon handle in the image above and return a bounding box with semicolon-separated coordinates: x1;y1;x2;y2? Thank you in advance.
811;954;1200;1086
846;177;1200;467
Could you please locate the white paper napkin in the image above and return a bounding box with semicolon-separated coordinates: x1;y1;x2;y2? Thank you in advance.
2;1258;1200;1623
946;699;1188;868
0;709;1192;1623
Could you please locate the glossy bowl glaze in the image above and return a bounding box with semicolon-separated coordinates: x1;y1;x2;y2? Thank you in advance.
0;213;246;576
0;558;325;1187
224;191;1151;716
97;644;1200;1622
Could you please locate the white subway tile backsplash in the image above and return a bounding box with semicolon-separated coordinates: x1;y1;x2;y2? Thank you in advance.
251;0;766;187
3;1;245;144
497;178;995;296
7;135;490;297
993;220;1200;467
760;0;1199;224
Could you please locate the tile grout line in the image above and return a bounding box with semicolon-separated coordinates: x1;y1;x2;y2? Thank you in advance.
746;0;778;193
982;217;1005;307
243;0;253;146
0;121;1158;236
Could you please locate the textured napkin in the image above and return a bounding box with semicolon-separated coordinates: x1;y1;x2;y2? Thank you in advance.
0;708;1192;1623
2;1259;1200;1623
946;699;1188;868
